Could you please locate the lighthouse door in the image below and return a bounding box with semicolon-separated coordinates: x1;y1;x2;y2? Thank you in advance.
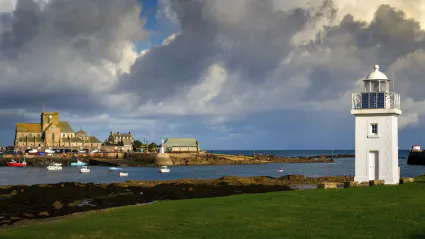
368;151;379;180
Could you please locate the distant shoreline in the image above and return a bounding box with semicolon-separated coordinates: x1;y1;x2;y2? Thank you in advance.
0;152;346;167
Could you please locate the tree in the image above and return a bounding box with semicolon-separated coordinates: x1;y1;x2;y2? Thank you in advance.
133;140;142;151
148;142;158;151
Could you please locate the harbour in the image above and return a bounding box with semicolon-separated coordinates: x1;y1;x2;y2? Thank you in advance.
0;150;421;186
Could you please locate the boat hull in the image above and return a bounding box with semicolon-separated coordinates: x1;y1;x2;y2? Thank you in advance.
7;162;27;167
71;163;86;166
109;167;122;172
47;166;62;171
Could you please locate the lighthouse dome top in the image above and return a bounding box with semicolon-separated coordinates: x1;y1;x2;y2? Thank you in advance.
364;65;389;81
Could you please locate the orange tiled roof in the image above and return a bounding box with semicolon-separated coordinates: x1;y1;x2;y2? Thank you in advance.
16;123;42;132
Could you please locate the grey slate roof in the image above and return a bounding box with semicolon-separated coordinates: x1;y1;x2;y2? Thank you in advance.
75;129;88;136
89;136;101;143
59;122;75;133
164;138;198;147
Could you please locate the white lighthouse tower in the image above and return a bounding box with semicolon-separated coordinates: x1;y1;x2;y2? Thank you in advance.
159;136;165;154
351;65;402;185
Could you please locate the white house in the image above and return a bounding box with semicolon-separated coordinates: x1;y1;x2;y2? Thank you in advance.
351;65;402;185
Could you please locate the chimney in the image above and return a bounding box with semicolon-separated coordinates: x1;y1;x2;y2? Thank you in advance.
110;131;113;135
117;131;120;135
129;131;131;134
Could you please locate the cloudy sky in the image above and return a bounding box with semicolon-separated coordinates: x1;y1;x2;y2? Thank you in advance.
0;0;425;150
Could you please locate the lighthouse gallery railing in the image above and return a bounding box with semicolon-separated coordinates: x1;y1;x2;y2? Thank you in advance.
352;92;400;110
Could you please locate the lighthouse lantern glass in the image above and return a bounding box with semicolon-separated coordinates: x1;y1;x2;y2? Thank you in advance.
365;80;389;93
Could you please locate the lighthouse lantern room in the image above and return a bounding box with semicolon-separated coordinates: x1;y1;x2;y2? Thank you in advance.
351;65;402;185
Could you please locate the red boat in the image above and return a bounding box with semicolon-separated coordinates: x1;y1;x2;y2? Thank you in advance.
6;159;27;167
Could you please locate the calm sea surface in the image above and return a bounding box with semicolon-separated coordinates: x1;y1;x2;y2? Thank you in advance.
0;150;423;186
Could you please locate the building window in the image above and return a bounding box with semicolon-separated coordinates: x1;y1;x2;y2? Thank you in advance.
62;133;65;137
52;133;55;141
371;124;378;135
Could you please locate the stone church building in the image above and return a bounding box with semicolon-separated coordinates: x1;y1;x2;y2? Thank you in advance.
15;111;101;149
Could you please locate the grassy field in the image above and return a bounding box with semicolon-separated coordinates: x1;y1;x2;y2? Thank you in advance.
1;179;425;239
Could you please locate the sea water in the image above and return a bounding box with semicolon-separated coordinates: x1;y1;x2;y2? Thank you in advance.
0;150;421;186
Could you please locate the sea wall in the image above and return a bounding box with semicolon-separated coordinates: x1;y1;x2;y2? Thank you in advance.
125;153;173;166
407;151;425;165
90;153;173;166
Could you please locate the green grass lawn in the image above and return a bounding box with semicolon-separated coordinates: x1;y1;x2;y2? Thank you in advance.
1;179;425;239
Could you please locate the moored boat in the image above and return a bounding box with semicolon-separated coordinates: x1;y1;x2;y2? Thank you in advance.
158;166;170;173
119;172;128;177
47;163;62;171
79;166;90;173
109;167;122;172
71;160;86;166
7;159;27;167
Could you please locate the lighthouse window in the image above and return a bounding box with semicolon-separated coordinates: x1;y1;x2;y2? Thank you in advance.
371;124;378;135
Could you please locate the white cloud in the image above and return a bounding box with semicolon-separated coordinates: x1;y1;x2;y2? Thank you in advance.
0;0;16;13
161;33;179;46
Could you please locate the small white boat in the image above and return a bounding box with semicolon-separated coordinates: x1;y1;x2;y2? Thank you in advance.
47;163;62;171
71;160;86;166
79;166;90;173
119;172;128;177
158;166;170;173
109;167;122;172
277;169;283;173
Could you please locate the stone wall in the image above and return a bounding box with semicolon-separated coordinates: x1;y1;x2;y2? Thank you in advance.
126;152;173;165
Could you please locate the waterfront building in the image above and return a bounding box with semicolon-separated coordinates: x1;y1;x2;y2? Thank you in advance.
351;65;401;185
163;138;200;152
108;131;134;151
15;111;102;149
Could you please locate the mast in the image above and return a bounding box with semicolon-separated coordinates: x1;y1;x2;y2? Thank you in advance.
392;72;395;92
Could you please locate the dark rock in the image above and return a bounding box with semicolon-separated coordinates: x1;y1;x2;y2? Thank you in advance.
23;213;34;218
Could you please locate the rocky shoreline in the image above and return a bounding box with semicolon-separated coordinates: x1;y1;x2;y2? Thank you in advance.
0;175;352;227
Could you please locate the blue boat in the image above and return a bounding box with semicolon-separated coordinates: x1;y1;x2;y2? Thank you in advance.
71;160;86;166
109;167;122;171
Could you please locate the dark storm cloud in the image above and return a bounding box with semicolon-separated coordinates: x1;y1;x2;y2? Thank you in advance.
303;4;425;100
123;1;425;105
120;0;218;101
323;5;425;68
0;0;146;113
120;0;324;100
